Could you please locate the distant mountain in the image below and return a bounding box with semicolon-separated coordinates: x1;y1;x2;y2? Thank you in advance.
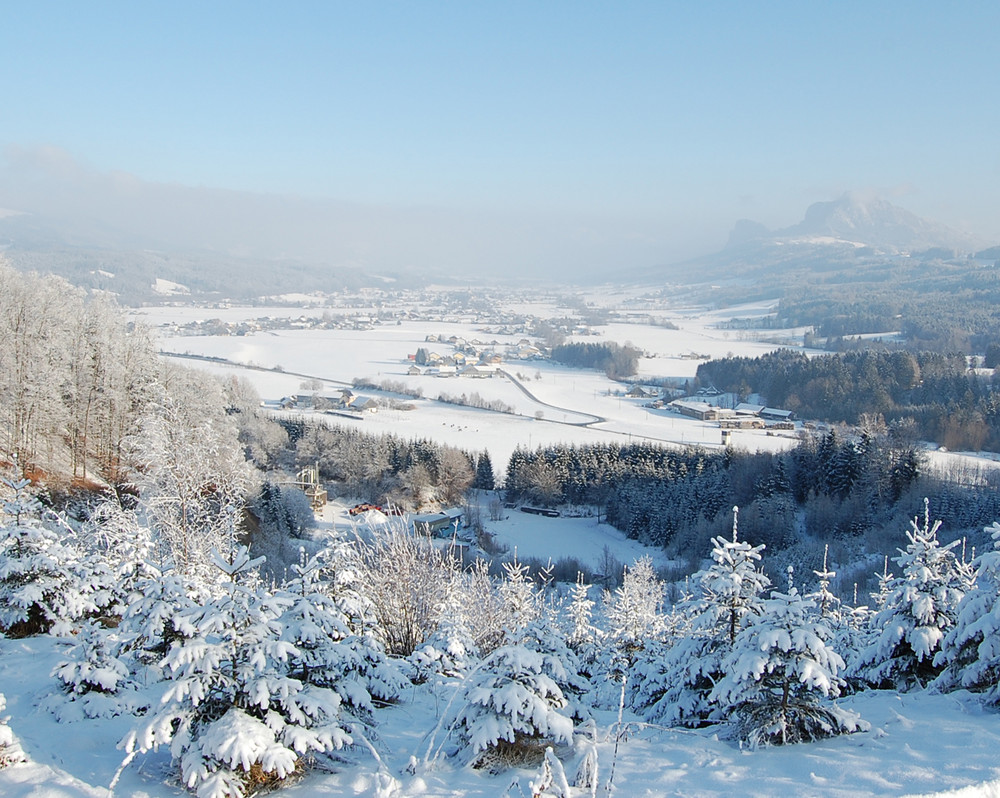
735;192;978;254
633;193;994;291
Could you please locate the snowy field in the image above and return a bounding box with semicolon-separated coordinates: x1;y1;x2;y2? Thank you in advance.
133;300;809;474
317;498;666;574
2;634;1000;798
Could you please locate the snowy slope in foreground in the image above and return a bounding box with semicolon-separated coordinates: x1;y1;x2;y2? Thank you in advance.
2;636;1000;798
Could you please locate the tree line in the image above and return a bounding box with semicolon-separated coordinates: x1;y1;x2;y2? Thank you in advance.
285;419;495;509
696;348;1000;451
774;257;1000;354
550;341;640;379
502;433;998;592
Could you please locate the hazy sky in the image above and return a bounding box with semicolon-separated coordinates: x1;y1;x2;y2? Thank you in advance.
3;1;999;277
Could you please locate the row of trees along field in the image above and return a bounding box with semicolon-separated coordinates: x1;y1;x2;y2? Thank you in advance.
695;348;1000;451
5;477;1000;794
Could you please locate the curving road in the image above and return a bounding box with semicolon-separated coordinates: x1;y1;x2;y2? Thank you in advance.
160;351;719;448
496;369;604;426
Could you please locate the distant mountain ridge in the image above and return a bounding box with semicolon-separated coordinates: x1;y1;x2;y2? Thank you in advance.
621;193;1000;291
726;193;978;254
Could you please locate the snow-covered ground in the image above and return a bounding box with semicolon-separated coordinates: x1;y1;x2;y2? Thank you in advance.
317;498;666;575
133;295;1000;498
3;298;999;798
134;303;809;473
2;634;1000;797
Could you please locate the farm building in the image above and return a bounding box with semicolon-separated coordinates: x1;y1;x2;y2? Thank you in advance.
668;399;734;422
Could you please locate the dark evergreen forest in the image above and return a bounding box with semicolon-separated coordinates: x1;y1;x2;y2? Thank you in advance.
503;434;1000;589
550;341;641;379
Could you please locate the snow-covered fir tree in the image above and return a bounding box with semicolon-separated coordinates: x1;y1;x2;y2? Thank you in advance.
449;558;577;770
597;556;664;710
564;573;600;678
602;557;663;658
450;643;574;770
49;619;142;720
498;554;542;632
0;477;105;637
849;500;965;690
409;586;478;681
808;544;840;622
279;547;406;721
0;694;25;768
871;556;894;612
935;520;1000;703
117;567;206;669
123;544;352;798
2;473;41;525
711;568;867;747
643;507;770;726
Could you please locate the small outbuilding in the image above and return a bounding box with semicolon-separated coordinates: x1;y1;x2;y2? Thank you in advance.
412;507;464;536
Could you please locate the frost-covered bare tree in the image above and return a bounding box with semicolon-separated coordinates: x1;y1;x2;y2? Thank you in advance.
350;521;457;656
127;363;256;580
0;262;159;481
0;264;76;471
64;293;159;482
220;375;288;469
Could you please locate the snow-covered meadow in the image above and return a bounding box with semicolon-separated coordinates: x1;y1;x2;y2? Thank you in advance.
132;297;805;478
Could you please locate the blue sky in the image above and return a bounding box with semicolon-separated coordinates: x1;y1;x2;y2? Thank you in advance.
3;1;999;276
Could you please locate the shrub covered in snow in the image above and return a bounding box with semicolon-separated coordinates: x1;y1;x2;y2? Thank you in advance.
351;522;457;657
279;548;406;719
0;480;106;637
49;620;141;720
449;558;579;770
117;569;205;667
451;643;574;770
595;556;665;711
408;590;478;682
0;693;25;768
642;508;770;726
